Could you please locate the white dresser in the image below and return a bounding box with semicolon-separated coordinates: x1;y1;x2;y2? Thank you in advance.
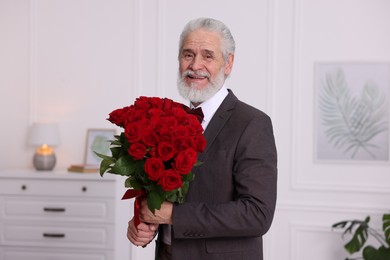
0;170;129;260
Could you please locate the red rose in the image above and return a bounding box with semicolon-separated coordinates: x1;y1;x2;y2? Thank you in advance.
172;106;188;118
158;169;182;191
149;97;164;109
172;125;189;138
162;98;174;112
157;141;176;161
172;136;190;151
147;108;163;118
195;133;207;152
174;148;198;174
148;116;160;130
187;115;204;133
141;129;160;147
155;116;177;132
157;127;172;142
144;157;165;181
124;122;142;143
128;143;147;160
108;106;134;127
134;96;151;109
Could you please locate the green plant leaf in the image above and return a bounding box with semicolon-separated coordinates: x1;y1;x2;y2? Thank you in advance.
182;172;194;182
165;190;177;203
332;221;348;229
181;181;189;198
147;190;164;214
194;160;203;167
344;217;370;254
94;151;114;161
332;217;370;255
383;214;390;246
110;155;137;176
363;245;390;260
128;178;143;190
110;146;122;158
99;158;114;177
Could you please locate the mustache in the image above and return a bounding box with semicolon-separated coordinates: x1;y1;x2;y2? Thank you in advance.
181;70;210;78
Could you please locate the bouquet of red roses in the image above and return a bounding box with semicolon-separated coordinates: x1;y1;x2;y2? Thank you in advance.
97;96;206;226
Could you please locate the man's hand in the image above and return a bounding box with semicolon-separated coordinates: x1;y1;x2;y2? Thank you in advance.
139;199;173;224
127;217;158;247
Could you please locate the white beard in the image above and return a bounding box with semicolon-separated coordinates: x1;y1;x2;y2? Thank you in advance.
177;68;225;103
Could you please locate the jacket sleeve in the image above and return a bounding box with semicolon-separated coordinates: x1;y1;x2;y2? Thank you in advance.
172;112;277;239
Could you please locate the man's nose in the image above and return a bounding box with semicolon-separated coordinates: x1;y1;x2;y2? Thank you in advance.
189;56;203;70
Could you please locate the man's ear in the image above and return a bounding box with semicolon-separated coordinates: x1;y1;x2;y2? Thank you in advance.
224;54;234;76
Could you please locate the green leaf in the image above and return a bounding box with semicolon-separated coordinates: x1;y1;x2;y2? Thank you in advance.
344;217;370;254
129;179;143;190
332;221;348;229
99;158;114;177
363;245;390;260
194;160;203;167
110;146;123;158
165;190;177;203
110;155;137;176
124;177;132;188
94;151;114;161
383;214;390;246
181;181;189;196
147;190;164;214
182;172;194;182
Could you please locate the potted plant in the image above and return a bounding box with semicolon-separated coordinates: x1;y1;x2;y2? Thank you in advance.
332;213;390;260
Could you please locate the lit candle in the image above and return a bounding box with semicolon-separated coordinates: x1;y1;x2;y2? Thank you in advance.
36;144;54;155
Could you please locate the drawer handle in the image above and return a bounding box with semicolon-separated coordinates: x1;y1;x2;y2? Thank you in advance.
43;233;65;238
43;207;66;212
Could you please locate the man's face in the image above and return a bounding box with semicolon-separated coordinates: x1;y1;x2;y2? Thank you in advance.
177;29;234;104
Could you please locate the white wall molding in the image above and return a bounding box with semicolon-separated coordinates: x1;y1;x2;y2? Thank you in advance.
265;0;277;117
289;0;390;195
290;222;336;260
277;200;388;215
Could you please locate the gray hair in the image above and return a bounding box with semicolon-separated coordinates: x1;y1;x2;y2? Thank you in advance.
178;18;236;62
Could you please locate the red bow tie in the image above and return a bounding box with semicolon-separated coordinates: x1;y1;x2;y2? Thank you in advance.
182;105;204;123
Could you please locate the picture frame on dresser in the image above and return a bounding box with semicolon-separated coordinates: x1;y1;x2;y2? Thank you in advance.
84;128;116;166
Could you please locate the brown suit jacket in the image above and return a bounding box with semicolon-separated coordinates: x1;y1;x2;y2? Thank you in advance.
157;90;277;260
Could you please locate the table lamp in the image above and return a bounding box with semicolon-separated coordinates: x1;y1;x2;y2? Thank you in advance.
28;122;60;171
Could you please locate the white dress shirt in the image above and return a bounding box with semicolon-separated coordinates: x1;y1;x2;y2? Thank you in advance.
192;85;229;131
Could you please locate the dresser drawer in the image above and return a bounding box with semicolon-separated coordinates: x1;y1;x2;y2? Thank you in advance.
1;247;113;260
2;223;114;249
3;197;114;222
0;178;115;198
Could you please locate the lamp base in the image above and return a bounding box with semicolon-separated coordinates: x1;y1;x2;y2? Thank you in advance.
33;153;56;171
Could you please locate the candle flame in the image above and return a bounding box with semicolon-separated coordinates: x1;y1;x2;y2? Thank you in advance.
36;144;54;155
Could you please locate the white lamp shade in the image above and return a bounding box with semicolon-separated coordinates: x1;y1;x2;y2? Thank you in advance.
28;123;60;146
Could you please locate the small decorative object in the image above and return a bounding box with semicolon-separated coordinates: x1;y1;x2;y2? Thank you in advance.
332;213;390;260
28;122;60;171
96;96;206;226
67;164;99;173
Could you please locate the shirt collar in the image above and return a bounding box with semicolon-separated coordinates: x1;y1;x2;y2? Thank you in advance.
192;85;229;130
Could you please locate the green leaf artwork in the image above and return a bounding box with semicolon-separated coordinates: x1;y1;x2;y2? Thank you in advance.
319;67;389;159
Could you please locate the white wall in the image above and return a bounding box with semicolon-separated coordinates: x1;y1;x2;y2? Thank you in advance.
1;0;389;259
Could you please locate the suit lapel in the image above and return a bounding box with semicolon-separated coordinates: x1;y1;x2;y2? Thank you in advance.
199;90;238;161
